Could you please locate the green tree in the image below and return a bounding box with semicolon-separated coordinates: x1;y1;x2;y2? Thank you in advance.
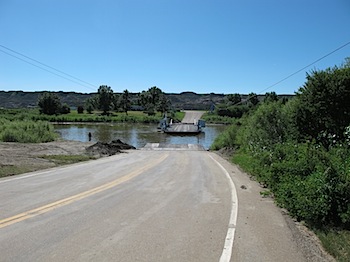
264;92;278;103
148;86;162;106
157;93;170;114
37;92;62;115
77;105;84;114
85;96;97;114
291;64;350;146
247;92;259;106
139;86;169;115
119;89;131;115
226;93;241;105
60;103;70;114
97;85;113;115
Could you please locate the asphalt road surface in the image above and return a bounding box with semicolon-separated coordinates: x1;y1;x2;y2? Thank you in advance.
181;111;205;124
0;147;320;261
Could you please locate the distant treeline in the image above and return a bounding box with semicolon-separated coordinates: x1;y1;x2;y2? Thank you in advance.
0;90;294;110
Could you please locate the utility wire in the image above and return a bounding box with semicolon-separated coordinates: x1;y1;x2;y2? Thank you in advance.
258;40;350;94
0;44;97;90
0;49;94;88
233;40;350;106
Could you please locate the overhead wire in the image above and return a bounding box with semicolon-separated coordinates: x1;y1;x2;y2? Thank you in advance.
258;40;350;94
0;44;97;91
1;40;349;96
234;40;350;106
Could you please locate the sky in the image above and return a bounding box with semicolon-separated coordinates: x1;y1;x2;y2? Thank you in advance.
0;0;349;95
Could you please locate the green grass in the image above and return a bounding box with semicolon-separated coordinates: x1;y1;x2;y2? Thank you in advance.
231;150;261;178
39;155;95;165
315;228;350;261
0;165;34;178
202;113;237;124
0;118;57;143
0;108;172;124
0;155;96;178
174;111;185;121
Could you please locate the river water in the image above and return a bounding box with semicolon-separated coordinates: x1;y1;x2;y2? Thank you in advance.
54;123;227;149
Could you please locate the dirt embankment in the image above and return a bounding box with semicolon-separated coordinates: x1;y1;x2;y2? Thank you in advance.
0;140;135;177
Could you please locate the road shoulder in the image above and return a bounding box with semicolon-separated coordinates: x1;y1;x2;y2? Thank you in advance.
209;152;335;262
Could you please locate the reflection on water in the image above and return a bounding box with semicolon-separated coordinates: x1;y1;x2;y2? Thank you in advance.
54;123;227;149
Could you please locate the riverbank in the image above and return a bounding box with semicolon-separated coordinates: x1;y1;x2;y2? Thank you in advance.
0;141;96;177
0;139;140;178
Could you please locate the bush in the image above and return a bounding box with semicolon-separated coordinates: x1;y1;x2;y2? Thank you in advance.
216;105;249;118
0;119;57;143
240;140;350;228
237;101;289;152
291;65;350;147
60;104;71;114
210;124;239;150
77;106;84;114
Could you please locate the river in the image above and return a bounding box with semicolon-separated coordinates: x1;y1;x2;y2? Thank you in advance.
54;123;226;149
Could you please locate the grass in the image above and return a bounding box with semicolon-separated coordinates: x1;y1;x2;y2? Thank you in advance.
0;155;96;178
174;111;185;121
0;119;57;143
0;108;183;124
232;149;350;261
39;155;95;165
231;151;258;175
0;165;34;178
202;113;237;124
315;228;350;261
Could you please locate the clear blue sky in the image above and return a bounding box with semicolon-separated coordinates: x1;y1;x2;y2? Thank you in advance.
0;0;349;94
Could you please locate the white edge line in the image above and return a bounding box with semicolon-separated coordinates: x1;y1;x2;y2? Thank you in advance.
209;154;238;262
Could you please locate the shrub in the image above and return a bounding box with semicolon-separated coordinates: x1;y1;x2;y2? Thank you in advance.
0;120;56;143
237;101;289;152
211;124;239;150
77;106;84;114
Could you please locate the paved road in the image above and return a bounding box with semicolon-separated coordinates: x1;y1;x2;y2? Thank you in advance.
181;110;205;124
0;147;317;261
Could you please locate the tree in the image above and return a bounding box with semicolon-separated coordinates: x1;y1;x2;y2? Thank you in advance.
37;92;62;115
77;105;84;114
97;85;113;115
290;64;350;147
85;96;97;114
157;93;171;114
148;86;162;106
226;93;241;105
119;89;131;115
264;92;278;103
341;57;350;68
60;103;70;114
247;92;259;106
139;86;170;115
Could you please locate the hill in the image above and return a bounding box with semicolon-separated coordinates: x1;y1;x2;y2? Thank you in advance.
0;91;294;110
0;91;225;110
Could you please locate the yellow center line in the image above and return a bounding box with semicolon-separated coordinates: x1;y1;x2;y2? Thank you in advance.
0;153;169;229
